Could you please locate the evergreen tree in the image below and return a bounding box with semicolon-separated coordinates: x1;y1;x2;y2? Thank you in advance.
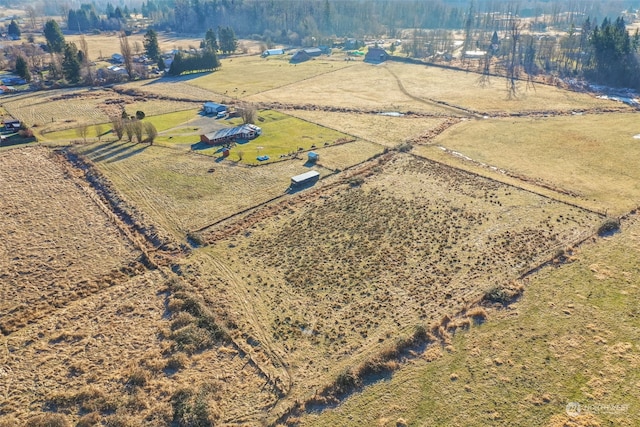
62;42;81;84
143;28;161;61
589;16;638;88
7;19;20;38
203;28;218;51
218;26;238;54
15;55;30;82
44;20;65;53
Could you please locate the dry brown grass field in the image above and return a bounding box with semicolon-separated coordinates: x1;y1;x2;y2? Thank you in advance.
302;213;640;427
193;153;602;418
2;88;198;134
426;112;640;215
3;46;640;426
0;147;139;334
285;110;452;147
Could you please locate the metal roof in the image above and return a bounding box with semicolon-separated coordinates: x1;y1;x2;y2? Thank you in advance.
291;170;320;184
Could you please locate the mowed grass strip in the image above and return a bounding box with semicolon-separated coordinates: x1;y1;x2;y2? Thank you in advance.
187;54;354;97
431;112;640;215
42;109;201;144
302;216;640;427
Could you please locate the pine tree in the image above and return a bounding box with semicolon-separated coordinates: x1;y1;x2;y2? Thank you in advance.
62;42;81;84
44;20;65;53
15;55;30;82
218;26;238;55
7;19;20;39
143;28;160;61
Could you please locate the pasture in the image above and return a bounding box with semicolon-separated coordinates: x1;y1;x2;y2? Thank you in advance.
302;214;640;427
428;112;640;215
73;141;334;240
195;153;602;413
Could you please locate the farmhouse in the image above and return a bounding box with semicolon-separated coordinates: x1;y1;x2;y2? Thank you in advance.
364;47;389;63
291;170;320;187
3;119;20;131
203;102;227;115
111;53;124;63
200;124;262;145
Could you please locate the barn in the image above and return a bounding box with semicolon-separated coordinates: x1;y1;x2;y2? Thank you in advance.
203;102;227;115
200;124;262;145
291;170;320;187
290;50;312;63
364;47;389;63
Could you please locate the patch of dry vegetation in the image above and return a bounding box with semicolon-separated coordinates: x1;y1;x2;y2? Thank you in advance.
285;110;452;148
302;214;640;427
194;153;601;414
0;147;139;334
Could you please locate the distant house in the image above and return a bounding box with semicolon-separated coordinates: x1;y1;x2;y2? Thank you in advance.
202;102;227;115
344;38;364;50
303;47;322;57
291;170;320;187
3;119;20;131
364;47;389;63
111;53;124;63
290;50;312;63
261;48;285;57
200;124;262;145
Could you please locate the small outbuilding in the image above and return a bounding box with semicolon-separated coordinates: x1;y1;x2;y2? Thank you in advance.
307;151;319;163
203;102;227;115
3;119;20;131
291;170;320;187
261;48;285;57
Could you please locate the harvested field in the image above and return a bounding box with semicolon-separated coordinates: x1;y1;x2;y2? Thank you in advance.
74;142;334;239
313;139;385;170
196;153;602;413
0;147;139;334
429;112;640;215
285;110;452;147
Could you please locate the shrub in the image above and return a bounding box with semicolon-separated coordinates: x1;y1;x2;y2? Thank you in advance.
598;218;620;236
348;176;364;187
125;367;149;388
135;110;145;120
484;286;510;304
396;141;413;152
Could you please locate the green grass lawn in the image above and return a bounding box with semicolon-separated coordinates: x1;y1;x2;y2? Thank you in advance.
193;110;354;165
302;216;640;427
40;109;200;144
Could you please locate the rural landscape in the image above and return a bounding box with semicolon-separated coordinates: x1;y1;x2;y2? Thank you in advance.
1;0;640;426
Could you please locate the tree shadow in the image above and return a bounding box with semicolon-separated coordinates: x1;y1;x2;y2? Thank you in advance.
104;144;149;163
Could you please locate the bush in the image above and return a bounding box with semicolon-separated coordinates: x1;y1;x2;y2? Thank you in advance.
598;218;620;236
484;286;510;304
396;141;413;152
135;110;145;120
